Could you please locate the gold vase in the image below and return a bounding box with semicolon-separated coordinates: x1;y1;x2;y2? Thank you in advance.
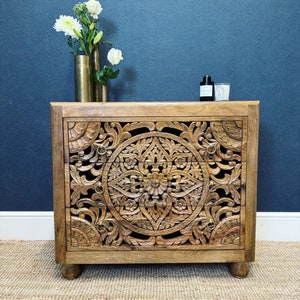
102;84;108;102
91;45;102;102
74;55;92;102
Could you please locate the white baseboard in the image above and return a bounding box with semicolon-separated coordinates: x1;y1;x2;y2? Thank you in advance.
255;212;300;241
0;212;55;240
0;211;299;241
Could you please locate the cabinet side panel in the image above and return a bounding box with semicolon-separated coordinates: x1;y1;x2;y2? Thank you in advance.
244;103;259;261
51;104;66;264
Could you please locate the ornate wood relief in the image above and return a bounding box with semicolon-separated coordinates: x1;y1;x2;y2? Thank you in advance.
66;120;244;250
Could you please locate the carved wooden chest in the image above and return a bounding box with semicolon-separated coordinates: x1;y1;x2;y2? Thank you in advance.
51;101;259;279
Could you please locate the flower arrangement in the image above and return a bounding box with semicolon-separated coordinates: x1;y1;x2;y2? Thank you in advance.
95;48;123;84
53;0;123;85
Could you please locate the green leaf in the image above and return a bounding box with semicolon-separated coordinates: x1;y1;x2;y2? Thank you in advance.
87;30;95;43
67;36;73;47
110;69;120;79
78;39;88;55
67;37;76;55
82;26;88;38
88;42;93;54
95;68;110;84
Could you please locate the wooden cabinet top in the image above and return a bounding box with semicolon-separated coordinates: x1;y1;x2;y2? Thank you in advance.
50;101;260;118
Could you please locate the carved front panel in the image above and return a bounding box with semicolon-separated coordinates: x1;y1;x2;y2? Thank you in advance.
65;119;245;250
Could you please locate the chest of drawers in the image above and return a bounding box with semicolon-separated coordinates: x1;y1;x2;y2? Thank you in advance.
51;101;259;279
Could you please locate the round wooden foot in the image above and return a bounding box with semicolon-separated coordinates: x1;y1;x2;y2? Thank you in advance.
229;262;250;278
61;264;84;280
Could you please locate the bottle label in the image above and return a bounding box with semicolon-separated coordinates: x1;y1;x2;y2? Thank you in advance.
200;85;213;97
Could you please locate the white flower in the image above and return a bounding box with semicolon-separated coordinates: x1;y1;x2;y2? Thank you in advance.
85;0;103;19
53;15;82;39
107;48;124;66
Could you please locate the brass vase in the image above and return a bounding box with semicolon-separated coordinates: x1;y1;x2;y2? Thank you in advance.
74;55;92;102
102;84;108;102
91;45;102;102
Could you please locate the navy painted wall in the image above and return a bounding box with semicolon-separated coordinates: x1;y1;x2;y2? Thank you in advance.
0;1;299;211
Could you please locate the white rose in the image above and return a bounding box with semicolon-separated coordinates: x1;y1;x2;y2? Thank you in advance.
107;48;124;66
85;0;103;19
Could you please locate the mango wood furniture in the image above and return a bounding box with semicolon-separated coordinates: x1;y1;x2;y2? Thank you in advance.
51;101;259;279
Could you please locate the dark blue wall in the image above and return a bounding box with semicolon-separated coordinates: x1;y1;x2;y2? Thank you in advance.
0;1;299;211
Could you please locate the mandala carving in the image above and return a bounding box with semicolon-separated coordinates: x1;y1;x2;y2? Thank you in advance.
66;120;244;249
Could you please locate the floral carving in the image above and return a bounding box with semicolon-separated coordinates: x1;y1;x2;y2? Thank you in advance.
66;120;244;249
